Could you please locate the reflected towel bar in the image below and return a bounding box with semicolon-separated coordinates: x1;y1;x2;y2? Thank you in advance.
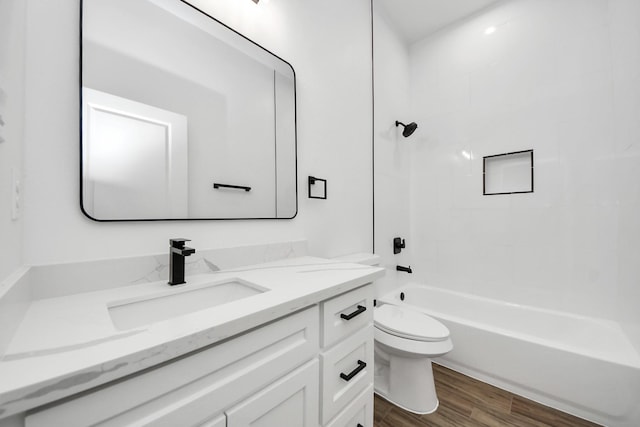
213;183;251;192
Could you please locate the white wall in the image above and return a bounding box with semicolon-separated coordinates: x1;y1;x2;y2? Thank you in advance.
22;0;373;264
0;0;26;282
408;0;640;336
372;1;413;296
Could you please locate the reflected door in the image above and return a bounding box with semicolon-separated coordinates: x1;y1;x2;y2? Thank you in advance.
82;88;188;219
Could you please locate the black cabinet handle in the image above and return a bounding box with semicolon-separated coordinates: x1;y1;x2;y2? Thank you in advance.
340;360;366;381
357;424;364;427
340;305;366;321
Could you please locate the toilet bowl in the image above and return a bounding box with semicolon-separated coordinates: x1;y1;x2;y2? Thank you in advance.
374;304;453;414
330;253;454;414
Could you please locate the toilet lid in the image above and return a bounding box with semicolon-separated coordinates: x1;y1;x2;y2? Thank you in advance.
374;304;450;342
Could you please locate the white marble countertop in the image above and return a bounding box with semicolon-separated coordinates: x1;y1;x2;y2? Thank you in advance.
0;256;383;419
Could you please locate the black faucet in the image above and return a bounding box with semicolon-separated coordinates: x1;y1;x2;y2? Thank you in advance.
396;265;412;274
168;238;196;286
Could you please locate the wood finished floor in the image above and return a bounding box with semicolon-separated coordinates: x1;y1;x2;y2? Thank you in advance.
374;364;602;427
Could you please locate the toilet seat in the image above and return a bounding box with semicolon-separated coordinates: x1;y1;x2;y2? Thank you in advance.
374;304;450;342
375;326;453;358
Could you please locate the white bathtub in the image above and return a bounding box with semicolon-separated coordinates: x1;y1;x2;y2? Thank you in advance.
379;283;640;427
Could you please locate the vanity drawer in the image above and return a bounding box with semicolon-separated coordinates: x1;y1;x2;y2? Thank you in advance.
26;306;319;427
325;384;373;427
321;284;373;348
320;327;374;424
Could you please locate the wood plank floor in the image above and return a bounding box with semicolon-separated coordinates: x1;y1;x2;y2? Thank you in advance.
374;364;602;427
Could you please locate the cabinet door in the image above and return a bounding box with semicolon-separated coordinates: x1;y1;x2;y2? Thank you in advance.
226;360;319;427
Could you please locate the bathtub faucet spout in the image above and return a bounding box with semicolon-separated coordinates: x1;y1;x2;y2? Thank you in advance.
396;265;412;274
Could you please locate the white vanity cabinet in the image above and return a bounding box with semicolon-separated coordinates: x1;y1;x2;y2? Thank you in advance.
23;284;375;427
320;285;375;427
25;307;320;427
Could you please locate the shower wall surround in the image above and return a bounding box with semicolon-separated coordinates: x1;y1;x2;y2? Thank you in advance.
18;0;373;270
372;6;413;297
407;0;640;349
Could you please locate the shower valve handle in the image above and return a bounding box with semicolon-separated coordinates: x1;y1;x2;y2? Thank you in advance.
393;237;406;254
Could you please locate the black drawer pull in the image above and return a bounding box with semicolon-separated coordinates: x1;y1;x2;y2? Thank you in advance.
340;305;366;321
340;360;366;381
357;424;364;427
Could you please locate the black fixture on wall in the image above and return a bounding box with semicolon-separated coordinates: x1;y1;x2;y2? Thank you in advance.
395;121;418;138
213;183;252;192
393;237;405;254
308;176;327;199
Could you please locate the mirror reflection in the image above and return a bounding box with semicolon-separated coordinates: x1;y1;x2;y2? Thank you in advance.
81;0;297;220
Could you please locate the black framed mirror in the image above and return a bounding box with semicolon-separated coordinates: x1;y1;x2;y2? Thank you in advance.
80;0;297;221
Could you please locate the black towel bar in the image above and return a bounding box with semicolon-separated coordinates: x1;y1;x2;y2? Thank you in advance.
213;183;251;192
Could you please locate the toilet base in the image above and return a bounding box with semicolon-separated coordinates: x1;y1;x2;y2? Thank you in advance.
374;347;439;414
374;390;439;415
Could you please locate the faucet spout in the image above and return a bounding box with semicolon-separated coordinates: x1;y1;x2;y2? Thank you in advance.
396;265;412;274
171;246;195;256
168;238;196;285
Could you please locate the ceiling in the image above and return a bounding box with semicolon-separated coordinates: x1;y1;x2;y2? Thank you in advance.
376;0;503;45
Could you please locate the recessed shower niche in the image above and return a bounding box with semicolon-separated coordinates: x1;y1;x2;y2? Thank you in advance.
483;150;534;195
81;0;297;221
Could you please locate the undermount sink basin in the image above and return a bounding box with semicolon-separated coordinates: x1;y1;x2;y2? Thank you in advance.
108;278;267;330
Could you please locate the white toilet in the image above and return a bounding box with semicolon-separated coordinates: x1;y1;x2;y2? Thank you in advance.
332;253;453;414
373;303;453;414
